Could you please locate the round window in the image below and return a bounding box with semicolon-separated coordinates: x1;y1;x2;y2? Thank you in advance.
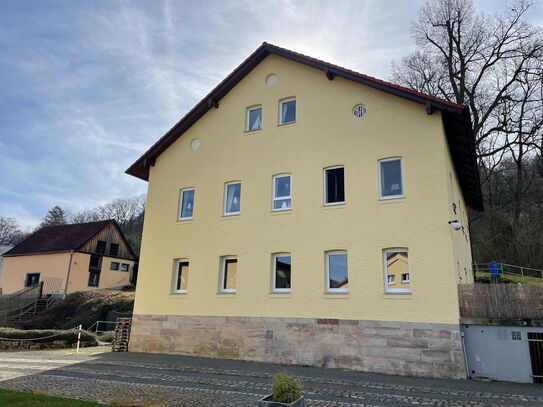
352;104;367;119
191;139;201;151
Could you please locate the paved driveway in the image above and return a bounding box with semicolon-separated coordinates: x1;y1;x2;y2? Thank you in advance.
1;348;543;406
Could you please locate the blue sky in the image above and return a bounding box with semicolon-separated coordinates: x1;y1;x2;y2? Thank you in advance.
1;0;542;229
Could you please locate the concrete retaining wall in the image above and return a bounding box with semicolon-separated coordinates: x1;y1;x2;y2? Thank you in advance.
130;314;466;379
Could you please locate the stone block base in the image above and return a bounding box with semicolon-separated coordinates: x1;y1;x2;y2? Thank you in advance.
129;314;466;379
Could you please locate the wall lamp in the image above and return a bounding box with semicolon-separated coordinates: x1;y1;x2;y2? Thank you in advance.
448;220;462;231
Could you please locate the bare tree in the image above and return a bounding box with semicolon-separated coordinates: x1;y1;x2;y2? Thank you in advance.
98;195;146;226
0;216;22;245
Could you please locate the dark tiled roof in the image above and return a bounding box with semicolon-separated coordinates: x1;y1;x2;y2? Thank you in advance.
3;220;114;256
126;42;483;211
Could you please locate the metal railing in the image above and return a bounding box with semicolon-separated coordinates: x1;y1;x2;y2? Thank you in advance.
0;282;43;323
87;320;117;334
473;262;543;284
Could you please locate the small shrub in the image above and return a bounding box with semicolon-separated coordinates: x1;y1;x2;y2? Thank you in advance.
272;373;302;403
98;331;115;343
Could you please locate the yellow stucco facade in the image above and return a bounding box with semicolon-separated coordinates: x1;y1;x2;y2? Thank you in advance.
133;54;472;325
0;252;133;295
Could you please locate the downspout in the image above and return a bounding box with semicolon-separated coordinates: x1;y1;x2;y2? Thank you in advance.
63;250;74;298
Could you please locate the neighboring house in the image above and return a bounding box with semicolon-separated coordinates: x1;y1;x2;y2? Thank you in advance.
0;245;14;294
126;43;483;379
0;220;136;295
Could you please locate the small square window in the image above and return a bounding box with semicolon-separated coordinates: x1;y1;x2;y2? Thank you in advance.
174;260;189;293
384;249;410;293
326;251;348;293
273;254;291;292
220;257;237;293
120;263;130;272
324;167;345;205
224;182;241;215
110;262;120;271
25;273;40;287
246;106;262;131
272;174;292;211
109;243;119;257
387;275;396;286
179;188;195;220
379;158;404;199
279;99;296;125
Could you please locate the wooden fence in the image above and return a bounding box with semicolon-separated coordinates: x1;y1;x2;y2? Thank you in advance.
459;284;543;320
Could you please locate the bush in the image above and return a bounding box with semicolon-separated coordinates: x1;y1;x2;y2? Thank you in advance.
0;328;97;345
272;373;302;403
97;331;115;343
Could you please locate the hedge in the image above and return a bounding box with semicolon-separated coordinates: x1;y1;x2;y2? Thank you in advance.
0;328;97;345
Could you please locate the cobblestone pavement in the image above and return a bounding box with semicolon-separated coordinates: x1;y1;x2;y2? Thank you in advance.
1;349;543;406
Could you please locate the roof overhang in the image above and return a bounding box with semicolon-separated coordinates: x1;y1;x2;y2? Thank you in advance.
126;42;483;212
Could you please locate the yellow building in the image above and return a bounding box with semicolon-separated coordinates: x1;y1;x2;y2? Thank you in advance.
126;43;483;379
0;220;135;295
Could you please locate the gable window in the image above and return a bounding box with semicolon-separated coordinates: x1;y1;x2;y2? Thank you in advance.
272;174;291;211
279;98;296;125
384;249;411;293
272;253;291;292
109;243;119;257
224;182;241;216
324;166;345;205
246;106;262;131
326;251;348;293
88;271;100;287
179;188;195;220
95;240;107;254
220;256;237;293
120;263;130;272
25;273;40;287
110;262;120;271
174;260;189;293
379;158;404;199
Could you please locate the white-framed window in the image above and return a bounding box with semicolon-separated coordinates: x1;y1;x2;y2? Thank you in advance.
325;251;348;293
223;182;241;216
324;166;345;205
246;106;262;131
387;274;395;286
110;262;120;271
272;174;292;211
174;259;189;293
178;188;195;220
379;158;404;199
279;98;296;125
220;256;237;293
384;249;411;293
272;253;291;292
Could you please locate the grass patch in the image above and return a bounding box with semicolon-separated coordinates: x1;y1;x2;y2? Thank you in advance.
475;271;543;286
0;389;103;406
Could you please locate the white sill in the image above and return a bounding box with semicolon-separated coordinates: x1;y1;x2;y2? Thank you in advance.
173;290;187;295
178;217;193;222
384;290;412;295
278;121;296;127
325;289;349;295
323;201;345;207
272;208;292;213
218;290;237;294
272;289;291;294
223;212;240;217
379;195;405;201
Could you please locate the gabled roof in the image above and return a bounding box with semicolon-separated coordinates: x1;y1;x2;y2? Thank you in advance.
126;42;483;211
3;220;135;258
